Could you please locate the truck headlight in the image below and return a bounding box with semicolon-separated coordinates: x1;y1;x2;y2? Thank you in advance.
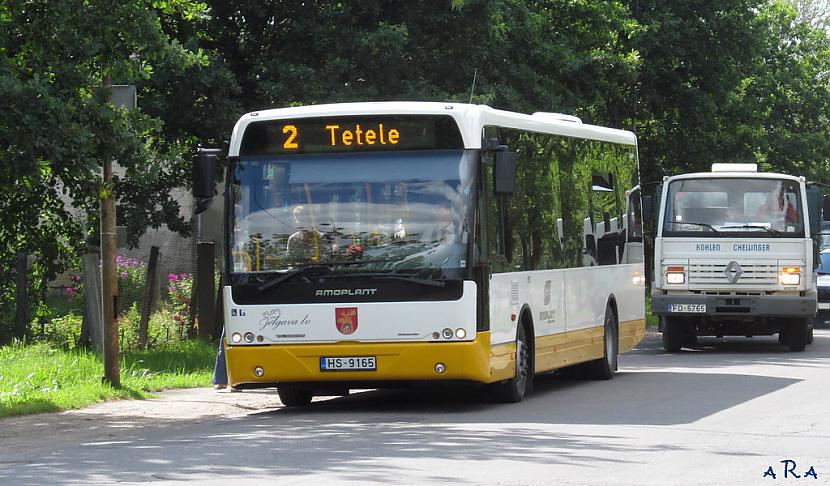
666;266;686;284
779;267;801;286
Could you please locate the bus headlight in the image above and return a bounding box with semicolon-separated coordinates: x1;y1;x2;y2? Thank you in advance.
455;328;467;339
666;266;686;284
231;332;242;343
779;267;801;286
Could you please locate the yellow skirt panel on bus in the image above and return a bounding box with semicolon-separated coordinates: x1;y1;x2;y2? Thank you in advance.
488;341;517;382
618;318;646;354
225;332;493;387
534;326;605;374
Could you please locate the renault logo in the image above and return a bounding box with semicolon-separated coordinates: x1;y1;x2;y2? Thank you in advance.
723;261;743;284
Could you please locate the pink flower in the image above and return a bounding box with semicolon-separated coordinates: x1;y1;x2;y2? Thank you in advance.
120;271;128;279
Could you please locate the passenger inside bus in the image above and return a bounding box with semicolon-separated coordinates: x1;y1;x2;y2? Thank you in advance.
285;205;325;263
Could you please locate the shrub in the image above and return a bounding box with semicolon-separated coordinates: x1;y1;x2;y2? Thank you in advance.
167;272;192;333
118;303;187;351
116;256;146;316
43;312;84;349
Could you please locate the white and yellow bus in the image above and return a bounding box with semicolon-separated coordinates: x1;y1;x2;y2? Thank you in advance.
193;102;646;405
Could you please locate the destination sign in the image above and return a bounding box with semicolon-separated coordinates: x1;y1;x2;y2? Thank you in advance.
239;115;464;155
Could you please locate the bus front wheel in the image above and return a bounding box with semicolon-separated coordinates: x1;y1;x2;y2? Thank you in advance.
278;386;313;407
492;324;532;403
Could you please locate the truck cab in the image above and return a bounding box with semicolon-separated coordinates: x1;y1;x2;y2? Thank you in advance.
651;163;825;351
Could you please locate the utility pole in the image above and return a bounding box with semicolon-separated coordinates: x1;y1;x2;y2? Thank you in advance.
101;67;120;387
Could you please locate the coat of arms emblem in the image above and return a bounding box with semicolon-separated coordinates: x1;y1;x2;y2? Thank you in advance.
335;307;358;335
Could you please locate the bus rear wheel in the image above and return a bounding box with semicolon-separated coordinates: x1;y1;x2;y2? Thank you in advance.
585;304;618;380
493;324;532;403
278;386;313;407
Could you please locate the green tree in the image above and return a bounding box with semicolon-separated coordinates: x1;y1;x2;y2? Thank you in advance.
0;0;215;341
629;0;830;184
206;0;639;119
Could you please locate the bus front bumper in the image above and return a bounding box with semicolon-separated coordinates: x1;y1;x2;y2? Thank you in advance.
225;332;495;388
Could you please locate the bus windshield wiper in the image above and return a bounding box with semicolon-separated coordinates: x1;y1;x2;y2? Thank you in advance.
257;265;333;292
665;220;721;234
328;271;447;287
719;224;782;236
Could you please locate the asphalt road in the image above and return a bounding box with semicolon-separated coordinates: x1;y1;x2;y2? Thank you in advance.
1;330;829;485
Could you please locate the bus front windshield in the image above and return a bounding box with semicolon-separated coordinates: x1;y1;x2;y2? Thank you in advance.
663;178;804;237
230;150;476;280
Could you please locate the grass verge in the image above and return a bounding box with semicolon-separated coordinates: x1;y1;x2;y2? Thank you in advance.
0;340;215;418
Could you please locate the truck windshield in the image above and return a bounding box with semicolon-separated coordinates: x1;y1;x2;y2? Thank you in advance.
663;178;804;237
229;149;476;280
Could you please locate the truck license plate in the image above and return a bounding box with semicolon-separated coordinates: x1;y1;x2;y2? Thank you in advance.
668;304;706;313
320;356;376;372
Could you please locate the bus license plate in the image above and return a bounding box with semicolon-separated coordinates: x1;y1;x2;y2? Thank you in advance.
668;304;706;313
320;356;376;372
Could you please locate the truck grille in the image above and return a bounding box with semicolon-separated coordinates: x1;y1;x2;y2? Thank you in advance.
689;262;777;286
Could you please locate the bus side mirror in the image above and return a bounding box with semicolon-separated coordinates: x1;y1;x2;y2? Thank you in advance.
193;148;221;214
494;151;517;196
823;194;830;222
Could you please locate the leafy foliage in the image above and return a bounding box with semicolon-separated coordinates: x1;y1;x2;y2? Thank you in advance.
3;0;830;343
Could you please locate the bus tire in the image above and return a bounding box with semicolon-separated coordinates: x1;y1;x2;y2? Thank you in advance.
585;303;618;380
493;324;532;403
278;386;313;407
662;316;684;352
786;318;808;352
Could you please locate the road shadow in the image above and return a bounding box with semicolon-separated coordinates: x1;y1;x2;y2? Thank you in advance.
1;365;794;486
266;369;798;427
0;333;815;485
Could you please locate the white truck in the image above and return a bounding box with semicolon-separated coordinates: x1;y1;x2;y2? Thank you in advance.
651;163;828;352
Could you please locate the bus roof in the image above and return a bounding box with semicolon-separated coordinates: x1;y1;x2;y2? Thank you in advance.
228;101;637;156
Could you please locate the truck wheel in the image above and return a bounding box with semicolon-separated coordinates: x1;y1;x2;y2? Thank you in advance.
662;316;684;352
807;319;814;345
684;330;698;346
278;386;313;406
585;304;618;380
785;318;808;352
492;324;532;403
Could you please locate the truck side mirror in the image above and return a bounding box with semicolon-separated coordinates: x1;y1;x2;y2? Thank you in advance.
193;148;221;214
494;151;517;196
